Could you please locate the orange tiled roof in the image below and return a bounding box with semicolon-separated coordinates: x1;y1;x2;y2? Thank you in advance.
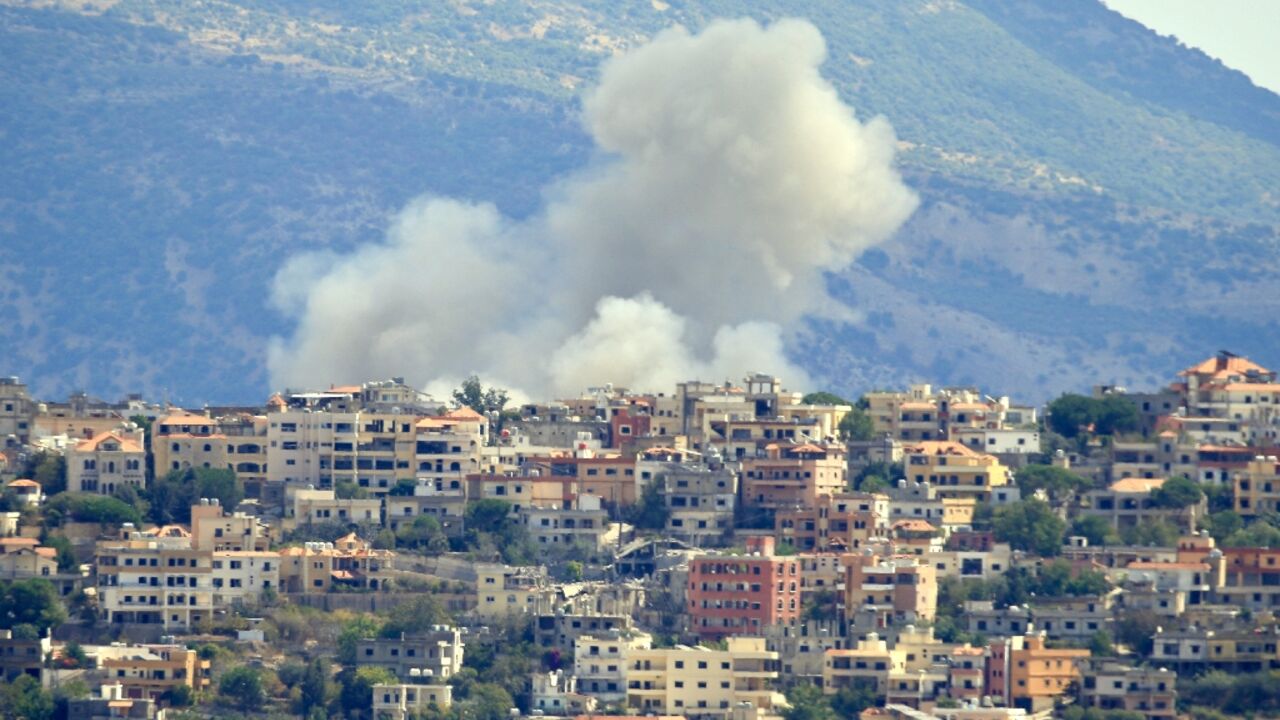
1126;561;1208;571
445;406;486;421
905;440;980;457
75;431;143;454
158;413;216;426
6;479;38;488
1180;355;1271;377
1108;477;1166;493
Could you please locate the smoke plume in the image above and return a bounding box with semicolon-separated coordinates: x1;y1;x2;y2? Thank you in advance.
267;18;918;396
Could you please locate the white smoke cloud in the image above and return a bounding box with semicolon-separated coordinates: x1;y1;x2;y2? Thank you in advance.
267;18;918;396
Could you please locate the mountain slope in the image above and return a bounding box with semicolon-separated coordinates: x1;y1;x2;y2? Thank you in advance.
0;0;1276;403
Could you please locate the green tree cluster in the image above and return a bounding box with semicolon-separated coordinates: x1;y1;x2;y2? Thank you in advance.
623;480;669;531
992;499;1066;556
43;493;141;526
1046;394;1140;438
463;499;535;564
147;467;244;525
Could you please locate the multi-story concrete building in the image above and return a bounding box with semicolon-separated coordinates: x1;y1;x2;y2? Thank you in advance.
356;627;465;680
740;443;846;511
1080;477;1204;532
372;681;453;720
986;632;1089;712
776;492;889;553
764;621;846;683
97;644;211;701
1234;455;1280;516
0;377;35;448
95;536;213;631
288;487;382;528
190;499;271;552
415;409;487;493
522;495;617;550
0;629;48;681
624;637;784;719
686;536;801;640
1111;436;1199;481
902;441;1009;503
575;630;653;703
68;429;146;495
267;400;421;494
1079;662;1177;720
659;462;738;547
867;385;1035;443
822;632;902;697
209;551;278;606
843;553;937;626
277;533;395;593
474;564;551;619
152;412;227;475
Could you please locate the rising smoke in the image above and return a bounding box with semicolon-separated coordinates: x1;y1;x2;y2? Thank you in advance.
267;18;918;396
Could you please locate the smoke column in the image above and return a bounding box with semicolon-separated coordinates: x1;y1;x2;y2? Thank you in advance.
267;18;918;395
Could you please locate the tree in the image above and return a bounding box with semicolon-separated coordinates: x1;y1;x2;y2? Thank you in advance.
1114;611;1159;656
0;579;66;632
831;683;877;717
337;615;383;665
380;595;452;638
0;674;54;720
389;478;417;497
452;376;509;417
339;666;397;717
838;407;875;441
40;534;78;573
1224;520;1280;548
1094;395;1140;436
20;453;66;497
43;493;141;526
147;467;244;525
1046;394;1097;439
623;480;668;531
1203;510;1244;543
1016;464;1091;502
219;665;265;712
801;392;850;406
396;515;449;554
455;682;515;720
783;683;837;720
1121;519;1180;547
1151;475;1203;509
299;657;331;717
853;461;903;491
992;499;1066;556
1088;629;1115;656
1071;516;1119;547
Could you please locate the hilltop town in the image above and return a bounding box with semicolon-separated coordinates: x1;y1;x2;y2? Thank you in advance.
1;352;1279;719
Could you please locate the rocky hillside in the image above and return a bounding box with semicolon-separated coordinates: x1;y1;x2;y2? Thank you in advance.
1;0;1276;402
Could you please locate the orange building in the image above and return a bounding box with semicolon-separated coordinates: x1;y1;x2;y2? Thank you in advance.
741;444;846;511
842;553;936;625
988;632;1089;712
775;492;889;552
687;536;801;640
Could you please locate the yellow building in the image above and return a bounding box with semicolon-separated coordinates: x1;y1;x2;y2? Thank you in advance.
474;563;551;619
995;632;1090;712
625;637;785;719
98;644;210;701
95;536;213;631
902;441;1008;502
822;633;904;696
68;430;146;495
1234;456;1280;517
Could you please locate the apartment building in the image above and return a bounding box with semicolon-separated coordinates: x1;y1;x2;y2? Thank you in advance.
885;481;979;532
1080;477;1203;532
740;443;846;511
902;442;1009;503
1111;436;1198;481
1151;625;1280;673
686;536;801;640
372;681;453;720
95;536;213;631
776;492;889;552
1216;547;1280;610
522;495;616;549
0;629;48;680
624;637;784;719
706;417;831;461
843;553;937;625
763;621;846;683
1233;455;1280;516
288;487;382;528
1079;662;1177;720
822;632;902;697
277;532;394;593
575;630;653;703
532;670;597;716
0;377;35;447
525;452;639;506
867;385;1034;443
190;499;271;552
152;412;226;474
98;644;211;700
267;402;420;494
356;626;464;680
68;429;145;495
987;632;1089;712
415;409;486;492
210;551;278;606
67;683;163;720
659;462;738;547
474;564;551;618
0;538;58;580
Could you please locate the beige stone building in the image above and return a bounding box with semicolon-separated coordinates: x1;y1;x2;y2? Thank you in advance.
624;637;785;719
68;430;146;495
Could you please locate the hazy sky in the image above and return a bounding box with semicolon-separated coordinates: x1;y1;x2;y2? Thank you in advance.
1103;0;1280;94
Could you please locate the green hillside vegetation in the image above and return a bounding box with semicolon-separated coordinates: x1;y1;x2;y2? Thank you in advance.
0;0;1277;401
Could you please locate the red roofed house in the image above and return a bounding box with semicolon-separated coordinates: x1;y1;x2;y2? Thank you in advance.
68;429;145;495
